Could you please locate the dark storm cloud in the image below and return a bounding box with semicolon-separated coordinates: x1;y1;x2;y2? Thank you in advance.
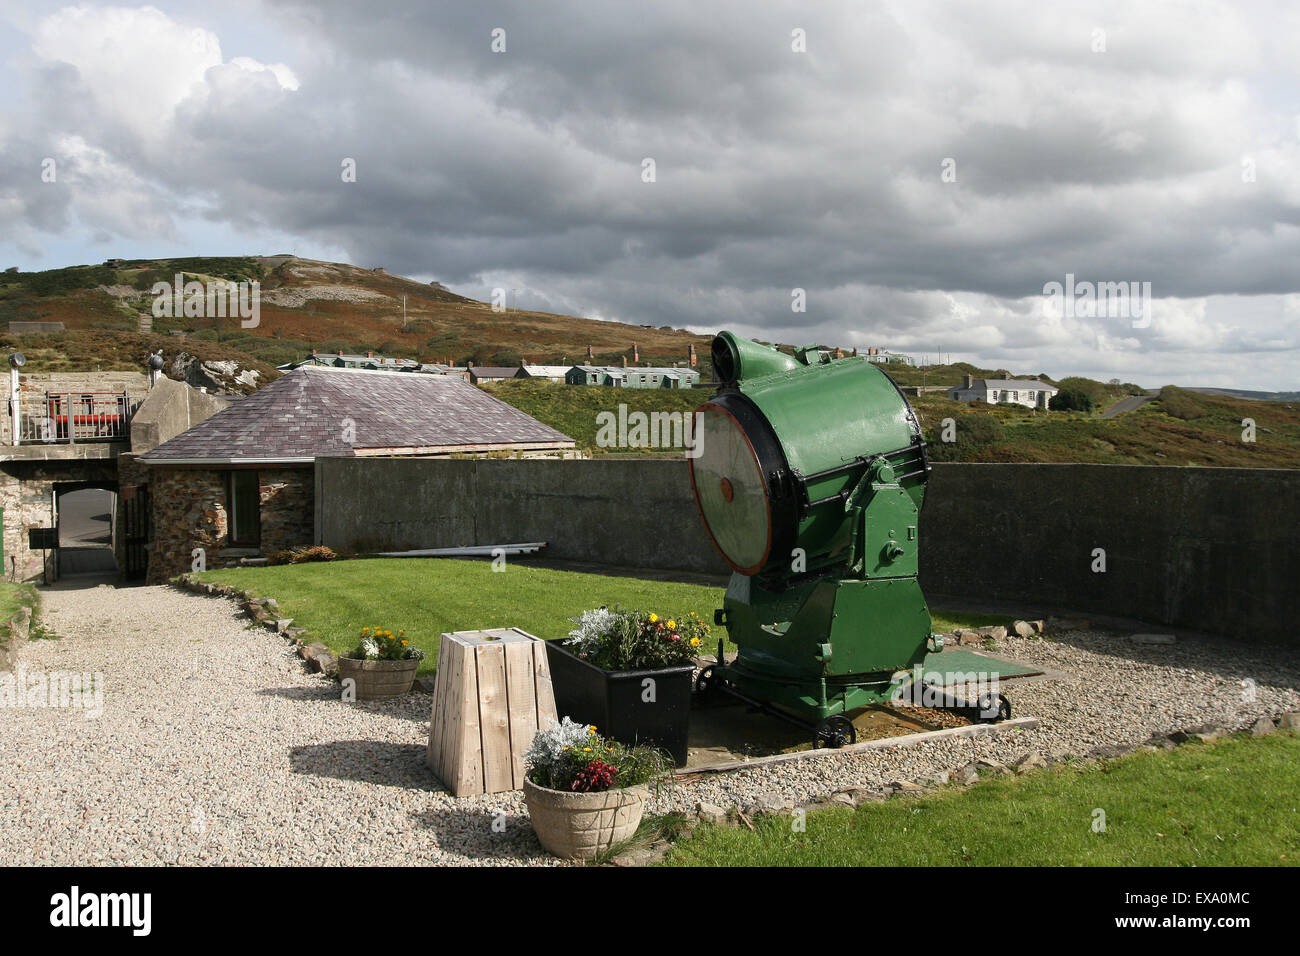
2;0;1299;386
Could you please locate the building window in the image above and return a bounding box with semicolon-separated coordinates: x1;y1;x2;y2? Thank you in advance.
227;470;260;546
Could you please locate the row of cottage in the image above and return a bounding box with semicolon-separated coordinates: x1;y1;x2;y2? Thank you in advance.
279;347;704;389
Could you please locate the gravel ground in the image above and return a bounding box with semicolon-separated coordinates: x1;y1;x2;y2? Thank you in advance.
3;585;1297;865
654;629;1300;816
0;585;555;866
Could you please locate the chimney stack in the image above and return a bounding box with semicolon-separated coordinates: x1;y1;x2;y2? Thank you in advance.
688;343;697;368
337;349;344;357
310;348;317;357
851;346;858;357
621;355;627;367
632;342;639;363
964;374;973;389
586;344;594;362
367;350;374;358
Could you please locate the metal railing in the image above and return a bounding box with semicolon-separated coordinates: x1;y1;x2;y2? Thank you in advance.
15;391;134;444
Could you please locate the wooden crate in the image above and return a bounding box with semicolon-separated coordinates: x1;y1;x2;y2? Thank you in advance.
426;628;557;797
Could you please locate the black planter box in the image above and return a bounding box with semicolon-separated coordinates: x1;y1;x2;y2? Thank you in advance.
545;642;694;767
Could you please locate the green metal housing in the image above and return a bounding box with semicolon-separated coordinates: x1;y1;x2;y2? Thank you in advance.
689;332;933;722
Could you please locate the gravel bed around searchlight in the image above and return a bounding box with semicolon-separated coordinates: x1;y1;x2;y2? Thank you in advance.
2;585;1297;865
650;629;1300;816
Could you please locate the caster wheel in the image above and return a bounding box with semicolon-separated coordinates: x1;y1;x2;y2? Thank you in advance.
976;693;1011;724
695;665;721;698
814;715;857;749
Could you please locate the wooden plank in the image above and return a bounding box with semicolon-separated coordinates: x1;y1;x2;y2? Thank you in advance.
673;716;1041;778
425;638;452;774
452;640;483;795
475;642;512;794
503;640;537;789
531;638;557;729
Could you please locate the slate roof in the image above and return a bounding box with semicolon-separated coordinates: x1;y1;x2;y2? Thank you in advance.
468;367;518;379
143;366;574;464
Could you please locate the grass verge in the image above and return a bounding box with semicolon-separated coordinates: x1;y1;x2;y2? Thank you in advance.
664;733;1300;866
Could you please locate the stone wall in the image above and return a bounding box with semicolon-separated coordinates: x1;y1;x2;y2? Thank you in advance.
146;468;227;583
0;458;119;582
146;465;314;582
258;468;314;555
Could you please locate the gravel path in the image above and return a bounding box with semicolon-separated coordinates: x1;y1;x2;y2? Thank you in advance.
3;585;1297;864
0;585;554;866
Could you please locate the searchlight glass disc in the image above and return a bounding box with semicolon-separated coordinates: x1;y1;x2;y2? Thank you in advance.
691;402;771;573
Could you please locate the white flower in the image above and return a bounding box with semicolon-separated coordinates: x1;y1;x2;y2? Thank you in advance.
359;637;380;660
525;716;596;769
564;607;617;655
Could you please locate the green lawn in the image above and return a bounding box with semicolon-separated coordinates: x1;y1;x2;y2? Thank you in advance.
195;558;1013;675
195;558;1014;675
665;733;1300;866
0;581;37;623
195;558;727;674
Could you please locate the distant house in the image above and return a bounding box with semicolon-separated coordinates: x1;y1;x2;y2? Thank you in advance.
467;366;518;386
564;365;699;389
864;348;915;366
515;365;572;383
277;350;441;373
142;367;575;581
948;374;1058;409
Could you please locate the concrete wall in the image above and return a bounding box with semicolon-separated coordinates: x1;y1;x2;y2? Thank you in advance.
129;378;230;454
316;457;1298;644
920;464;1299;644
317;457;724;573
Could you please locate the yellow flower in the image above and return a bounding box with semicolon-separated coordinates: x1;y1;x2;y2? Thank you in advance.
648;613;658;623
588;725;597;734
401;640;408;646
690;637;700;647
583;747;592;752
667;619;677;629
361;627;371;636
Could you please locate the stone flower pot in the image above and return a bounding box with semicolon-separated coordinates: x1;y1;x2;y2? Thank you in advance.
523;777;648;861
338;656;419;699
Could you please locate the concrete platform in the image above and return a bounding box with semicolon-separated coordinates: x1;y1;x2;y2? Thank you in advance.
679;647;1050;774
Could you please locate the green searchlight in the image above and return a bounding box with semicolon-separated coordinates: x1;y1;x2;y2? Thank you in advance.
689;331;1008;747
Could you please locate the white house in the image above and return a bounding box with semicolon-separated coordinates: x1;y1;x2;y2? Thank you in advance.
948;374;1058;409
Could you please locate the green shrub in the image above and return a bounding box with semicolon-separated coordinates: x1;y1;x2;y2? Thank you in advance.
1157;386;1207;421
1050;388;1095;413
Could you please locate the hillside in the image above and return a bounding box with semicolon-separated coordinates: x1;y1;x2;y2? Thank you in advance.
0;256;712;375
910;385;1300;468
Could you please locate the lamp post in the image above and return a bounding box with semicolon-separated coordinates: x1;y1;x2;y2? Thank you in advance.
147;351;164;388
8;352;25;446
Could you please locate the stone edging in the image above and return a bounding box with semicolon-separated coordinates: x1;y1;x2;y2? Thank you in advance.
172;573;337;677
684;712;1300;831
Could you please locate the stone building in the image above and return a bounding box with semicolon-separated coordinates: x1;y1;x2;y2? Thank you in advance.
0;370;226;583
142;366;576;582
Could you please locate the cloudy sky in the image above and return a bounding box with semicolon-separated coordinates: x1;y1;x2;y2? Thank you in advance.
1;1;1297;389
